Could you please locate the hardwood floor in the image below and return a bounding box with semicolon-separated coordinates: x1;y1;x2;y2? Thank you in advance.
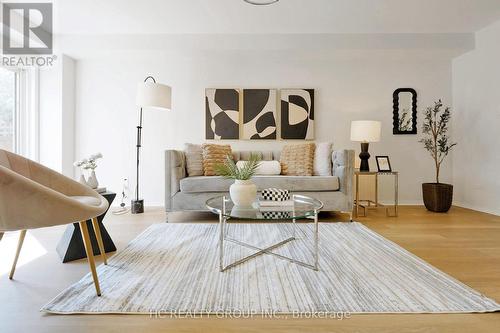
0;205;499;332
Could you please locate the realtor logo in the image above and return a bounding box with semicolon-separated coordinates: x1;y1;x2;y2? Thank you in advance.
2;3;53;54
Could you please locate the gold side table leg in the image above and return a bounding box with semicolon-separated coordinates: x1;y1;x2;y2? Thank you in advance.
386;173;399;217
355;173;359;218
358;204;367;217
395;173;399;217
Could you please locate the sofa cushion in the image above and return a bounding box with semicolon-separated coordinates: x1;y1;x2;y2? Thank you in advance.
184;143;204;176
232;150;281;162
236;160;281;175
280;143;315;176
314;142;333;176
201;143;232;176
179;175;339;193
238;151;274;161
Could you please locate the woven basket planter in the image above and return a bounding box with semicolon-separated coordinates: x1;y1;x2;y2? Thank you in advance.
422;183;453;212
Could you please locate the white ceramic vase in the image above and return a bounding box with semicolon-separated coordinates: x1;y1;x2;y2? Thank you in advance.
79;174;87;185
87;170;99;189
229;179;257;207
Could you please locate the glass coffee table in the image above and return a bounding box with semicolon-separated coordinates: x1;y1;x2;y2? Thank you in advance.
206;195;323;272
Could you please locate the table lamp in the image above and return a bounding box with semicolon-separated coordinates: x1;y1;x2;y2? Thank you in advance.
350;120;381;172
132;76;171;214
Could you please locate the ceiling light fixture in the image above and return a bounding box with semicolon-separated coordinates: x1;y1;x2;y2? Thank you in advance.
243;0;279;5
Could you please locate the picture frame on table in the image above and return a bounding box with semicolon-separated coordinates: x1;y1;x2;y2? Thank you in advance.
376;156;392;172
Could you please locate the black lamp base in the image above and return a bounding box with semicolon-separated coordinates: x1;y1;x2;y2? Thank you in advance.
131;199;144;214
359;142;371;172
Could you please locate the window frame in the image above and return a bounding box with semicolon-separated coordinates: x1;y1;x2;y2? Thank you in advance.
0;66;39;159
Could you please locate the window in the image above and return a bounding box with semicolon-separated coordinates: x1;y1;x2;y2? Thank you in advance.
0;67;16;151
0;67;38;158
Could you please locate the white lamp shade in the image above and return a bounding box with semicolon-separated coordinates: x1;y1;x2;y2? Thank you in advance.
136;81;171;110
350;120;381;142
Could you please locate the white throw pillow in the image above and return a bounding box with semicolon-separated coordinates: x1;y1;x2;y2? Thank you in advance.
184;143;204;177
236;160;281;176
313;142;333;176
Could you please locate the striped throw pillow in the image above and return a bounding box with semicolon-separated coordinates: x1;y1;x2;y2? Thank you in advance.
202;143;232;176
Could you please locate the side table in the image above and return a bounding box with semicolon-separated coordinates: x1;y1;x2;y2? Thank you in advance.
354;171;398;218
56;192;117;263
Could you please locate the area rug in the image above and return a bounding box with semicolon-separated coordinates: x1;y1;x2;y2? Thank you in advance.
41;222;500;314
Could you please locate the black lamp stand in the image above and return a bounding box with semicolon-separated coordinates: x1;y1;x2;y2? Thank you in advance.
131;76;156;214
359;142;371;172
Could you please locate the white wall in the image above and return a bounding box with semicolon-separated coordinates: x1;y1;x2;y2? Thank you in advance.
39;54;76;176
61;56;76;176
452;19;500;215
74;49;452;206
39;61;62;171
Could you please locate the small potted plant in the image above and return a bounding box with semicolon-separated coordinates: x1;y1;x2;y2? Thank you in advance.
74;152;103;189
420;100;457;212
215;154;261;207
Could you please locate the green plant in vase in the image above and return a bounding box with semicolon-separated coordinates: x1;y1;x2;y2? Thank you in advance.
215;154;261;207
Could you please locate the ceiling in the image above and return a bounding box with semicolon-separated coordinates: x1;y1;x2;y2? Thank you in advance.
52;0;500;35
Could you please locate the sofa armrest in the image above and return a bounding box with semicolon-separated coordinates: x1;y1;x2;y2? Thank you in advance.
165;150;186;211
332;149;355;208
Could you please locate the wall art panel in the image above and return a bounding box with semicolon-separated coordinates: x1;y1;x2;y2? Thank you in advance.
242;89;277;140
280;89;314;140
205;88;240;140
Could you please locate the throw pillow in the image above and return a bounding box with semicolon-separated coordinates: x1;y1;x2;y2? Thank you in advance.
280;143;315;176
202;143;232;176
236;160;281;175
184;143;204;177
313;142;333;176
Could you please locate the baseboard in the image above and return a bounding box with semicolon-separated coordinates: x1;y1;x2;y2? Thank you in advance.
110;202;164;207
377;200;422;206
111;201;499;216
452;201;500;216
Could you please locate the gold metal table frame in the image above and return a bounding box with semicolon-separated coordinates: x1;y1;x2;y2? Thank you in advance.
354;171;399;218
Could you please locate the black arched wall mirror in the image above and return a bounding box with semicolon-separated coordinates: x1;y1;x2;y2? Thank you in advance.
393;88;417;134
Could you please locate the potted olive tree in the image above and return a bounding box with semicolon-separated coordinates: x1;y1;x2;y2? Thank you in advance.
420;100;457;212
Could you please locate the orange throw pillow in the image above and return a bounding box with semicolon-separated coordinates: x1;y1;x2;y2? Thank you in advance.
202;143;233;176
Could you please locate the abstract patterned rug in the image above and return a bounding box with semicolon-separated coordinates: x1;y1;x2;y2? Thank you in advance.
41;222;500;314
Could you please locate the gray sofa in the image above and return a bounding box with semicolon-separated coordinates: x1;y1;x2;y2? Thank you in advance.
165;149;354;217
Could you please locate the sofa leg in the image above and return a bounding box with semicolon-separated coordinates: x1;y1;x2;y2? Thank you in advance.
340;211;353;222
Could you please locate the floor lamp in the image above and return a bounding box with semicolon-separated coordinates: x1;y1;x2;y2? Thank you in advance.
132;76;171;214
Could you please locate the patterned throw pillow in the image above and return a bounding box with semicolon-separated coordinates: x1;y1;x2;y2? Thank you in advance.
184;143;204;177
201;143;232;176
280;143;315;176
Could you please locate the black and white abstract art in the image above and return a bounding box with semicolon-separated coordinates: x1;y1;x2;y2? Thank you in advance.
205;89;240;139
242;89;277;139
280;89;314;140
